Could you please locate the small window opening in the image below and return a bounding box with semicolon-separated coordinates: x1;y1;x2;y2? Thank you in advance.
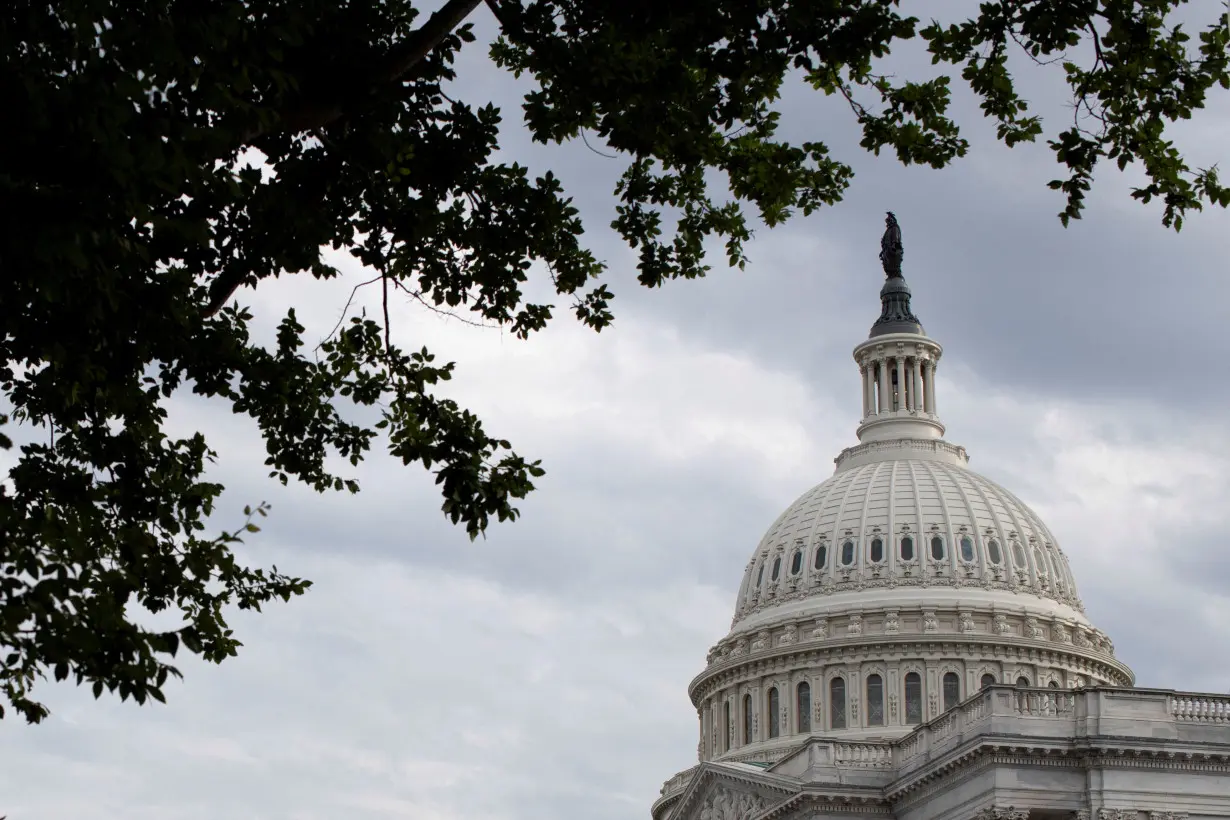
930;536;945;560
900;536;915;561
869;537;884;563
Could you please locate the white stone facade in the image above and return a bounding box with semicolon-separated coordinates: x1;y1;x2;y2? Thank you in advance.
652;255;1230;819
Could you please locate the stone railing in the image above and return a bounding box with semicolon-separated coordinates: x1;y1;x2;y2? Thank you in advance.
658;765;699;798
1169;694;1230;724
833;741;894;769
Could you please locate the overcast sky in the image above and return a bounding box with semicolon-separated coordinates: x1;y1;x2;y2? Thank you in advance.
3;6;1230;820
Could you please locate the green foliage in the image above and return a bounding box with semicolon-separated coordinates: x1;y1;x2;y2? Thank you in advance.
0;0;1225;722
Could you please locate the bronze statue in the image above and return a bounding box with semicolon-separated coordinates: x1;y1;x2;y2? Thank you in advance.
879;211;903;279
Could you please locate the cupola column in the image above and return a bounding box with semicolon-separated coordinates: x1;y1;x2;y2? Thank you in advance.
911;357;923;412
900;356;910;410
924;360;937;415
877;359;890;413
860;363;872;417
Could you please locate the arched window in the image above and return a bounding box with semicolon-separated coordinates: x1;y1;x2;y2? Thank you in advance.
771;556;781;582
768;687;781;738
755;562;764;587
1016;676;1030;687
797;682;811;733
814;544;828;570
942;672;961;711
1048;680;1060;689
790;550;803;575
743;694;753;744
987;539;1002;565
1033;548;1048;575
841;539;855;566
866;674;885;726
980;673;996;689
900;535;915;561
1011;540;1027;568
930;535;945;560
829;678;846;730
959;536;975;563
724;701;731;752
904;672;923;724
869;537;884;563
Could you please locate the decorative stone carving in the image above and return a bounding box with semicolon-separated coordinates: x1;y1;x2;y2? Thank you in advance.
923;610;939;633
972;807;1029;820
810;618;828;640
1075;628;1094;648
889;693;899;720
1025;616;1047;639
993;614;1012;635
1097;810;1141;820
697;786;766;820
848;614;864;636
751;631;771;652
1149;812;1190;820
1053;621;1072;644
777;624;798;646
850;696;859;720
885;609;901;634
959;612;976;634
730;638;748;657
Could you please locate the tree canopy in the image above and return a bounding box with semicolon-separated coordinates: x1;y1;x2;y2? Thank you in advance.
1;0;1226;722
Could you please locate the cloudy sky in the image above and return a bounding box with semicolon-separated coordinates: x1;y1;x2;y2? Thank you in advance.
3;5;1229;820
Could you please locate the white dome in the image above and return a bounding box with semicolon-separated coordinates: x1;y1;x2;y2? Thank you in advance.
732;447;1087;632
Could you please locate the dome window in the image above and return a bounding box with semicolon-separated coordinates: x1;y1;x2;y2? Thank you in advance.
743;694;754;744
770;556;782;582
930;535;945;560
790;550;803;575
959;536;976;562
1033;548;1048;574
866;674;885;726
904;672;923;724
869;537;884;563
840;540;855;566
829;678;846;730
942;672;961;711
768;687;781;738
1016;677;1030;687
755;562;765;587
900;535;915;561
1011;541;1027;568
814;544;828;570
1048;680;1060;689
980;673;996;689
796;682;812;733
987;539;1003;565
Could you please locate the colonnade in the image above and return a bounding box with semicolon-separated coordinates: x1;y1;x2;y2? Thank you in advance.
860;355;936;419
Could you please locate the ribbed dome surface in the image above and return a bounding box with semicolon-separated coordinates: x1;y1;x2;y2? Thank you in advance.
733;456;1083;627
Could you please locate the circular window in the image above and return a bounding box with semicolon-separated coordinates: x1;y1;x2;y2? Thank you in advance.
930;536;945;560
841;539;855;566
987;539;1002;565
959;536;975;562
869;537;884;563
790;550;803;575
900;536;915;561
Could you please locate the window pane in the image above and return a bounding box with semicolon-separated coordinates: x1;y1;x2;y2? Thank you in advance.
1012;541;1027;567
755;563;764;586
797;683;811;733
987;540;1002;564
1048;680;1060;689
768;688;780;738
870;538;884;563
830;678;846;730
841;540;855;566
900;536;914;561
771;556;781;581
960;536;975;562
1016;677;1030;687
743;694;753;743
942;672;960;711
867;674;884;726
815;544;827;570
724;701;731;752
930;536;944;560
791;550;803;575
980;673;996;689
1033;548;1047;574
904;673;922;724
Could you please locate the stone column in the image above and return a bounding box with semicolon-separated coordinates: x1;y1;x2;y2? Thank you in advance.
860;364;871;417
900;356;910;410
877;359;890;413
924;360;937;415
911;357;923;413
